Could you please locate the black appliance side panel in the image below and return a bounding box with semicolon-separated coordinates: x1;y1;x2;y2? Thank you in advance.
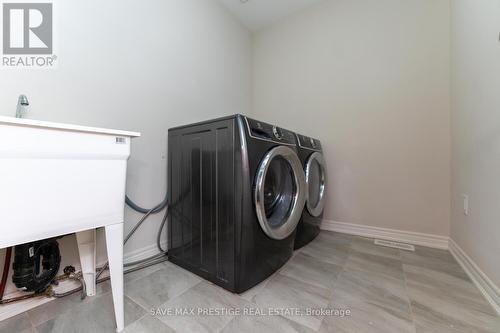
168;118;236;291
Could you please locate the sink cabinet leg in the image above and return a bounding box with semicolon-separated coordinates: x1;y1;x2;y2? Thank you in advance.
105;223;124;332
76;229;96;297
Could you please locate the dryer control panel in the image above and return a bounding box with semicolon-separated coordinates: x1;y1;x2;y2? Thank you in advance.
246;117;296;145
297;134;322;151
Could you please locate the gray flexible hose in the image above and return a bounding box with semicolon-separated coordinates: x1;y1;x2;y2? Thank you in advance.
124;194;169;255
96;196;169;280
124;210;169;267
125;195;168;214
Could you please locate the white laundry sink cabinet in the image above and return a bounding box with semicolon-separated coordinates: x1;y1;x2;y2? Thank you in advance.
0;116;140;332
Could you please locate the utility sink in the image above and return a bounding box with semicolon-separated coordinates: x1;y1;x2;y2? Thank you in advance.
0;116;140;331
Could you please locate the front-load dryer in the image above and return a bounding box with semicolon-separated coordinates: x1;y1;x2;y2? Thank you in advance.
168;115;306;293
294;134;327;250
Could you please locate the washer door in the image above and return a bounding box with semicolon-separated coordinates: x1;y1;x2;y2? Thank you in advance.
305;152;327;217
255;146;306;240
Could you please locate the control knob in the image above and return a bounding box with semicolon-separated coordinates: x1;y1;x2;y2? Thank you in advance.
273;126;283;140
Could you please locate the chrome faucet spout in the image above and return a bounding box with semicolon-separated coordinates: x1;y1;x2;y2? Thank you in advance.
16;95;29;118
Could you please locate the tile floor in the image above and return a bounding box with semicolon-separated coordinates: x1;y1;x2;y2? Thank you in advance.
1;231;499;333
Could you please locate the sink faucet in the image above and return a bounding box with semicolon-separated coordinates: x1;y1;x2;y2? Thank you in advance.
15;95;29;118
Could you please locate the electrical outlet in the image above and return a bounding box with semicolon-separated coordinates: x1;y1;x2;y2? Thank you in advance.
462;194;469;216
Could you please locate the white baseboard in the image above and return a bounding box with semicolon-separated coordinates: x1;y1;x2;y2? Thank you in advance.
320;220;449;250
0;294;53;322
124;240;168;265
449;238;500;315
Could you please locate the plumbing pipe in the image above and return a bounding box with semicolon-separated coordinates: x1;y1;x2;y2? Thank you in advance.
0;247;12;300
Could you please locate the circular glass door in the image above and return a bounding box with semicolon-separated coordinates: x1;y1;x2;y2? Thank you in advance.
255;146;306;240
305;152;327;217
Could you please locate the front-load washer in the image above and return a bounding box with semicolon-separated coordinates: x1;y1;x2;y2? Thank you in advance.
168;115;306;293
294;134;327;250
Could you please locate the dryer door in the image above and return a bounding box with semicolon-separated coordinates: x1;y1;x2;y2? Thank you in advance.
305;152;327;217
254;146;306;240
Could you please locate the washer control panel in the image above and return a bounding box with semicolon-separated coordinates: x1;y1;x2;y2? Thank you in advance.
246;117;296;144
297;134;322;151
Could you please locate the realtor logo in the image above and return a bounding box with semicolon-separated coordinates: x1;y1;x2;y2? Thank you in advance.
2;2;56;68
3;3;52;54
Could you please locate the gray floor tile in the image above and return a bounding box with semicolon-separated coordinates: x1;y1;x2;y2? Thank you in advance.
344;249;405;281
254;274;331;331
96;280;112;294
400;247;469;281
220;314;315;333
414;322;462;333
406;245;457;263
124;262;168;285
0;313;33;333
35;294;145;333
125;261;201;310
411;299;500;333
404;264;497;316
299;235;351;266
239;272;276;304
122;314;177;333
321;265;414;333
28;281;111;327
334;267;411;314
320;294;416;333
28;294;87;328
407;273;500;333
156;281;252;333
12;328;34;333
402;248;500;332
279;253;342;290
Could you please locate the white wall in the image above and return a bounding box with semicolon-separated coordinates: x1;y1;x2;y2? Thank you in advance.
0;0;251;295
252;0;451;236
450;0;500;287
5;0;488;302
